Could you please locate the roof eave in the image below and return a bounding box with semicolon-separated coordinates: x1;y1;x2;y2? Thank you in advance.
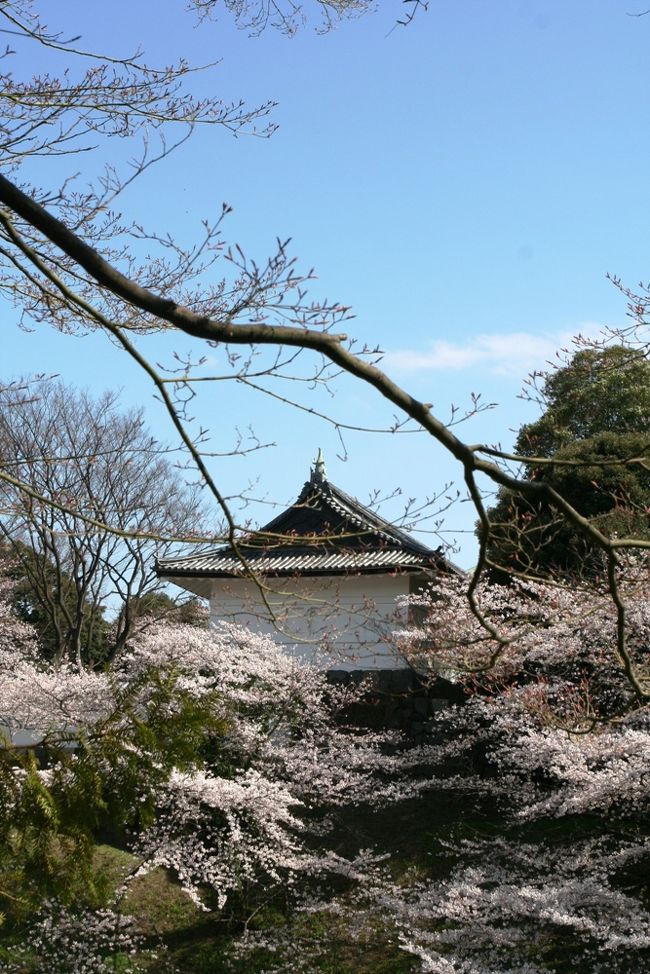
157;562;447;580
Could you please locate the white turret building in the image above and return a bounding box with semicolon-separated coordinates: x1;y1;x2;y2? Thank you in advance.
157;453;459;673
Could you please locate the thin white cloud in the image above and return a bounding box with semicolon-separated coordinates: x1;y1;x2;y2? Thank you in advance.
383;324;604;377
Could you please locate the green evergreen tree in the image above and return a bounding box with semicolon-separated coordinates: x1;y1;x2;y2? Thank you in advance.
485;346;650;579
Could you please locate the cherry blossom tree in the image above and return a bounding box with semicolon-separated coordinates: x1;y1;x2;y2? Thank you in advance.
0;568;433;970
3;522;650;972
229;569;650;973
355;568;650;974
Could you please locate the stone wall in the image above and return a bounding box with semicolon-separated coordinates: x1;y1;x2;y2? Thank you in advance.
326;668;463;745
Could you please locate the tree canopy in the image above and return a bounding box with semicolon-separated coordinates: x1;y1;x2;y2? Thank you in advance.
0;379;207;666
516;346;650;455
484;347;650;579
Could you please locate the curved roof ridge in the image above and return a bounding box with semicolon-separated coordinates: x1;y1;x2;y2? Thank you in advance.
157;474;460;579
320;480;435;556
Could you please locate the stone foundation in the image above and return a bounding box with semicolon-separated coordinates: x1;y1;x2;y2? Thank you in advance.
326;668;463;744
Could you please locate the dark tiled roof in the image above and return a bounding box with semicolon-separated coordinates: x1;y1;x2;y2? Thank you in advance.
157;478;453;579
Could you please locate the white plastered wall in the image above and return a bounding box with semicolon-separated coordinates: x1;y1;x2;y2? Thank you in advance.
208;573;410;670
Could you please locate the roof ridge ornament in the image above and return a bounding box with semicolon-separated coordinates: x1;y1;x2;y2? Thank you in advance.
310;447;327;484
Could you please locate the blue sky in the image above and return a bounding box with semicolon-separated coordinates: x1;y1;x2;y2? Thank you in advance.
4;0;650;565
